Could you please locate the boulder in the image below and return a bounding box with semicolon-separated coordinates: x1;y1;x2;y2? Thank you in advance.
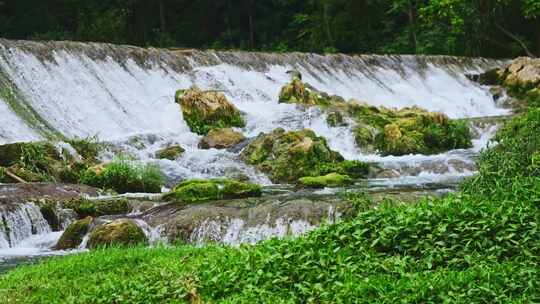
502;57;540;89
298;173;353;188
198;128;246;149
155;145;185;160
175;86;245;135
163;178;262;203
88;219;147;249
240;128;356;183
55;216;93;250
278;78;343;107
62;198;130;219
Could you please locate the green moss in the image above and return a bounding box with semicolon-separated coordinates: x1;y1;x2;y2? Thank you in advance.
164;178;262;203
353;124;375;149
67;136;103;162
175;86;245;135
240;128;349;183
37;201;61;231
88;219;147;249
219;179;262;199
326;111;347;127
298;173;353;188
63;198;130;219
155;145;185;160
54;217;93;250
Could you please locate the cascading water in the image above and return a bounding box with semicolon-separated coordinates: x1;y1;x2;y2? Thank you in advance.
0;39;510;265
0;39;508;184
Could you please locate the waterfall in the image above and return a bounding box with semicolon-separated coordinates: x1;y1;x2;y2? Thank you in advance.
0;39;508;184
0;203;52;249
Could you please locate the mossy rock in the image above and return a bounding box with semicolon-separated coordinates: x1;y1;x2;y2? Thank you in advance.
54;217;93;250
38;201;61;231
298;173;353;188
0;141;98;183
175;85;245;135
279;78;334;107
88;219;147;249
199;128;246;149
240;128;356;183
155;145;185;160
62;198;130;219
163;178;262;203
326;111;347;127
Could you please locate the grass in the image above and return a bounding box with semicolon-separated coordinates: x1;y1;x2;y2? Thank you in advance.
0;89;539;303
79;157;164;193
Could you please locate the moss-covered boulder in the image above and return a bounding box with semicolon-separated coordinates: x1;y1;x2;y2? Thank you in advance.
278;76;347;108
155;145;185;160
346;103;472;156
500;57;540;90
87;219;147;249
54;217;93;250
240;128;356;183
62;198;130;219
277;78;472;156
175;86;245;135
163;178;262;203
198;128;246;149
298;173;353;188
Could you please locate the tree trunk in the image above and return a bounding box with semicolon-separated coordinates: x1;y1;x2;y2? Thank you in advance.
159;0;166;33
323;0;334;47
407;0;417;53
248;0;255;49
496;24;535;57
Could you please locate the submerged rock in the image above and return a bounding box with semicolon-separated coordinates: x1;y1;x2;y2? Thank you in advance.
54;216;93;250
155;145;185;160
298;173;353;188
175;85;245;135
163;178;262;203
88;219;147;249
198;128;246;149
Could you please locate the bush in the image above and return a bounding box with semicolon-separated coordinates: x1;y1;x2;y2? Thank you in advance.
79;157;164;193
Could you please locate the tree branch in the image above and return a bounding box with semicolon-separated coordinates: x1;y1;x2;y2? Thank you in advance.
496;24;536;57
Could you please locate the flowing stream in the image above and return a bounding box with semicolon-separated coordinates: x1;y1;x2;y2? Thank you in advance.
0;39;509;269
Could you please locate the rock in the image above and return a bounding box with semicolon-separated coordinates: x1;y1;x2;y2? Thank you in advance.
54;216;93;250
198;128;246;149
155;145;185;160
163;178;262;203
298;173;353;188
326;111;347;127
502;57;540;89
175;85;245;135
375;169;400;179
489;86;505;101
240;128;347;183
278;78;338;107
88;219;147;249
0;183;98;206
62;198;131;219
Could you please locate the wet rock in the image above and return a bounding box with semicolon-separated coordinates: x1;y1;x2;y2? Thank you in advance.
88;219;147;249
326;111;347;127
198;128;246;149
61;198;131;219
155;145;185;160
279;78;331;107
447;159;476;172
54;216;93;250
143;195;353;245
175;85;245;135
298;173;353;188
0;183;99;206
375;169;400;179
240;128;347;183
163;178;262;203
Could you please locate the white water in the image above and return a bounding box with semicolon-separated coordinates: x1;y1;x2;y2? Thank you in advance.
0;40;508;184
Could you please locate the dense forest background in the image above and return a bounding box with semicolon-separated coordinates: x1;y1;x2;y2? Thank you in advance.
0;0;539;58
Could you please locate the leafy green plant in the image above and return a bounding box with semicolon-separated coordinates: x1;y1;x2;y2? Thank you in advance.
79;157;164;193
67;135;103;162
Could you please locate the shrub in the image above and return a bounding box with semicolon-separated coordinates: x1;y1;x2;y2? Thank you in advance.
67;136;103;162
79;157;164;193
